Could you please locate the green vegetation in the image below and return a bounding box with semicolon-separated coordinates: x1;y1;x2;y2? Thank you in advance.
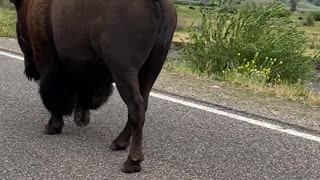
0;0;16;37
171;1;320;106
183;2;316;84
0;8;16;37
305;13;316;26
311;11;320;20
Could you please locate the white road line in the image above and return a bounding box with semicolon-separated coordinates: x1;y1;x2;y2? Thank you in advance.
151;92;320;143
1;50;320;143
0;51;24;61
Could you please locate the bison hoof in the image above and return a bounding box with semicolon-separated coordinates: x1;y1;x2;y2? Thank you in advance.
110;140;130;151
74;109;90;127
121;159;142;173
44;124;63;135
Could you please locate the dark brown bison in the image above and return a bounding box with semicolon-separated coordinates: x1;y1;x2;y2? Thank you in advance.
9;0;177;173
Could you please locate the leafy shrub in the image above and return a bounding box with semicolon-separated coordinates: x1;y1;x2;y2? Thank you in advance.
276;8;292;18
303;14;315;26
311;11;320;21
182;1;315;84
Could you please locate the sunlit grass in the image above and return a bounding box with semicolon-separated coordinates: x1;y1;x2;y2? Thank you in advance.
0;8;16;38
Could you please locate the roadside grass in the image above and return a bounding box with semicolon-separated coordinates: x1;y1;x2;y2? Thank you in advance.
0;8;16;38
164;60;320;107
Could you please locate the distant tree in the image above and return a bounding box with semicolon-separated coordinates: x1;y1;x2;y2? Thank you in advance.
290;0;300;12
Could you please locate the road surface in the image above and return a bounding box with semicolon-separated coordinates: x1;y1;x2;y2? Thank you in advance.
1;52;320;179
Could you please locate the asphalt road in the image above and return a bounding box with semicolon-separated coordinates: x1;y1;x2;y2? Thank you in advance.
1;53;320;180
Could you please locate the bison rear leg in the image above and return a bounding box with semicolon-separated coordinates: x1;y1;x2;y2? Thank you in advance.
112;71;146;173
39;67;76;134
110;45;169;152
110;45;171;173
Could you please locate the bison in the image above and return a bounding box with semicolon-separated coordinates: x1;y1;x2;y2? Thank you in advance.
9;0;177;173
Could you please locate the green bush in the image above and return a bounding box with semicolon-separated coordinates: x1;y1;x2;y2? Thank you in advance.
182;1;315;84
304;13;315;26
276;8;292;18
311;11;320;21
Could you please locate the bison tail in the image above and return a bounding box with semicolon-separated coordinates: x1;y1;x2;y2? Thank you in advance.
157;0;177;47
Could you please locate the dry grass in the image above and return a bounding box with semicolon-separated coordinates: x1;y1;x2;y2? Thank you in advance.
225;73;320;107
